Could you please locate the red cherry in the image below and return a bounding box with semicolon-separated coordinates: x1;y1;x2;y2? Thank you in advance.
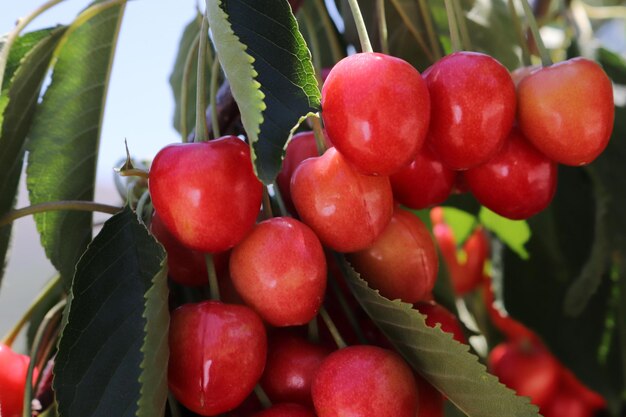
488;339;560;409
424;51;516;170
252;403;317;417
481;280;538;343
414;301;466;344
230;217;327;326
312;345;418;417
348;207;438;303
322;52;430;175
557;367;606;412
464;127;557;220
390;146;456;209
517;58;614;166
149;136;263;253
0;344;30;417
542;389;594;417
290;147;394;252
414;373;444;417
168;301;267;416
261;333;331;406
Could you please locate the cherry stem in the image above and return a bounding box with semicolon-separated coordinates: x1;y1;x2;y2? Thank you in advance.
376;0;389;54
319;306;347;349
195;11;210;142
117;168;149;179
507;0;532;66
180;29;202;142
271;183;289;218
444;0;462;52
346;0;373;53
2;275;62;347
134;189;151;224
417;0;443;60
519;0;552;66
254;384;272;409
312;0;344;63
205;254;221;301
262;187;274;219
327;275;368;344
452;0;471;50
311;115;327;156
389;0;434;62
0;201;121;228
168;393;183;417
209;55;221;139
307;316;320;344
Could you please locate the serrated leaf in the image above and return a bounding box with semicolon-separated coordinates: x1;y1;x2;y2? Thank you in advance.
169;12;213;138
337;255;541;417
207;0;321;184
54;206;168;417
479;207;530;260
26;2;126;288
0;27;66;285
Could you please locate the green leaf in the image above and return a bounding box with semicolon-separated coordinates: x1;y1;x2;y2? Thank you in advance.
0;27;66;285
54;206;168;417
598;48;626;85
443;206;477;245
338;255;540;417
169;12;213;138
26;2;126;288
479;207;530;260
207;0;321;184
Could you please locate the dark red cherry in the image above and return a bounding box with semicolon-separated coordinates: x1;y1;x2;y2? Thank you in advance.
414;301;467;344
252;403;317;417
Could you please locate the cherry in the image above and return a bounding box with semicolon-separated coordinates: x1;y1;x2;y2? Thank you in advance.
290;147;394;252
414;301;466;344
252;403;317;417
321;52;430;175
150;212;230;286
482;280;539;343
488;339;560;409
0;344;30;417
414;373;444;417
149;136;263;253
554;367;606;413
517;58;614;166
168;301;267;416
348;207;438;303
423;51;516;170
389;145;456;210
230;217;327;326
463;127;557;220
542;389;595;417
312;345;418;417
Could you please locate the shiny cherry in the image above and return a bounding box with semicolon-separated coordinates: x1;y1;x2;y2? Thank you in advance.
348;207;438;303
290;147;394;252
517;58;614;166
168;301;267;416
322;52;430;175
149;136;263;253
230;217;327;326
464;127;558;220
312;345;418;417
414;301;466;344
424;51;516;170
0;344;30;417
252;403;317;417
390;146;456;209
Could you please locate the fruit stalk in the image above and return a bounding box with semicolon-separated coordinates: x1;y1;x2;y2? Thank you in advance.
519;0;552;66
195;10;210;142
346;0;373;53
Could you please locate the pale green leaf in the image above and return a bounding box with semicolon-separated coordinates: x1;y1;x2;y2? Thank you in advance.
479;207;530;259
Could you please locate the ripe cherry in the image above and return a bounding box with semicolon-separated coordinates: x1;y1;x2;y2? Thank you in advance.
0;344;30;417
488;339;560;409
389;146;456;210
230;217;327;326
149;136;263;253
423;51;516;170
261;333;330;406
517;58;614;166
290;147;394;252
463;127;558;220
312;345;418;417
348;207;438;303
414;301;467;344
168;301;267;416
414;373;444;417
322;52;430;175
252;403;317;417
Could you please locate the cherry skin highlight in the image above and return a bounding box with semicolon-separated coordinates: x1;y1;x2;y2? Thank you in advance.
322;52;430;175
424;51;516;170
290;147;394;252
149;136;263;253
348;207;438;303
0;344;31;417
168;301;267;416
517;58;614;166
230;217;327;326
464;127;558;220
312;345;418;417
